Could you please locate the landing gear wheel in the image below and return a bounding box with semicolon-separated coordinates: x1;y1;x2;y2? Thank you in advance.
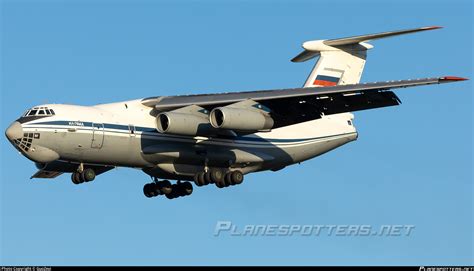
152;183;163;196
165;184;179;199
194;173;203;187
197;172;206;186
204;171;212;185
149;183;160;197
224;172;233;186
230;170;244;185
210;169;225;184
163;182;194;199
71;172;81;184
215;180;225;188
158;180;172;194
81;168;96;182
143;183;154;198
77;172;85;183
180;182;193;196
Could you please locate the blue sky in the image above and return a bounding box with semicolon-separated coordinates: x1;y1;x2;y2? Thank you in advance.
1;0;472;266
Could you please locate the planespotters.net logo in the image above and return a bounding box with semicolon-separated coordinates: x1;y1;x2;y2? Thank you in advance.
214;221;416;237
420;267;474;271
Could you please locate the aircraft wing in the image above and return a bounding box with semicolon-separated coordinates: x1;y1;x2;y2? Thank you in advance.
142;76;466;128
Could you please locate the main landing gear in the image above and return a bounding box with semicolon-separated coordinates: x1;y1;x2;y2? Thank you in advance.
142;169;244;199
194;169;244;188
71;168;96;184
143;179;193;200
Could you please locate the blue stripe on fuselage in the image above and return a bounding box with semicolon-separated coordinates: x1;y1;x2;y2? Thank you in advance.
25;120;353;144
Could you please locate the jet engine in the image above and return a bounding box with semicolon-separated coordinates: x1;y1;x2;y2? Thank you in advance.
156;111;211;136
209;103;274;132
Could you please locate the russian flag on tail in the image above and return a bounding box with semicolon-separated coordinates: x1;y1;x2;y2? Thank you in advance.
313;75;340;87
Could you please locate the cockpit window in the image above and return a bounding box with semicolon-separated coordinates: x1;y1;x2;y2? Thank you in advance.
22;107;56;117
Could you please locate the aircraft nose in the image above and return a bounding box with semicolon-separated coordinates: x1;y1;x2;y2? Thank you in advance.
5;121;23;140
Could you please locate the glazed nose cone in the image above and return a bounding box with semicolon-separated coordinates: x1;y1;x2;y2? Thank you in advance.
5;121;23;140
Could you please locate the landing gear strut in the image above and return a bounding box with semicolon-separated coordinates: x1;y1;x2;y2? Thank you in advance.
143;179;193;199
71;168;96;184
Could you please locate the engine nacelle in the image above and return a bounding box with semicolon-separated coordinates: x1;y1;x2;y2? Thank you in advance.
209;107;274;132
156;112;211;136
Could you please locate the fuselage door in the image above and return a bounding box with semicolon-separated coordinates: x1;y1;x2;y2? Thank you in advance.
91;123;104;148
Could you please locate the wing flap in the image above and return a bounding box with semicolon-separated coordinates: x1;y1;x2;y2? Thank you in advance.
261;91;401;128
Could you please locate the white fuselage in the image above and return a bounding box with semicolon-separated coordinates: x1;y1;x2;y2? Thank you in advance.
8;99;358;180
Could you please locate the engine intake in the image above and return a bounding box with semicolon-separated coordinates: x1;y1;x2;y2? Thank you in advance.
209;107;274;132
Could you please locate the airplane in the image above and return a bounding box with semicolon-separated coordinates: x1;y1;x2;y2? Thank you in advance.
4;26;467;200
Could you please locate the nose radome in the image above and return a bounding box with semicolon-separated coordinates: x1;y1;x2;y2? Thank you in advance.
5;121;23;140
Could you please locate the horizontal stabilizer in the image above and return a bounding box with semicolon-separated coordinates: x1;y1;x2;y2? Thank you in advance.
292;26;442;63
324;26;442;46
291;50;320;63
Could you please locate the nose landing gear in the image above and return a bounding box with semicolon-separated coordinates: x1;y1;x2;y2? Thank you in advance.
71;168;96;184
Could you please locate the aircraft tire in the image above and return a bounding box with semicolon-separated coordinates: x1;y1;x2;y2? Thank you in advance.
204;171;212;185
158;180;172;195
180;182;193;196
194;173;203;186
210;169;225;184
143;183;154;198
215;180;225;188
198;172;206;186
81;168;96;182
71;172;81;184
165;185;180;199
230;170;244;185
224;172;233;186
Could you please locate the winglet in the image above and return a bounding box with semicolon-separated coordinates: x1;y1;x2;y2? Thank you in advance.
440;76;469;82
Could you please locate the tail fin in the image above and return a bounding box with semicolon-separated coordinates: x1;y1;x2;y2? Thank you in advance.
293;26;442;88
